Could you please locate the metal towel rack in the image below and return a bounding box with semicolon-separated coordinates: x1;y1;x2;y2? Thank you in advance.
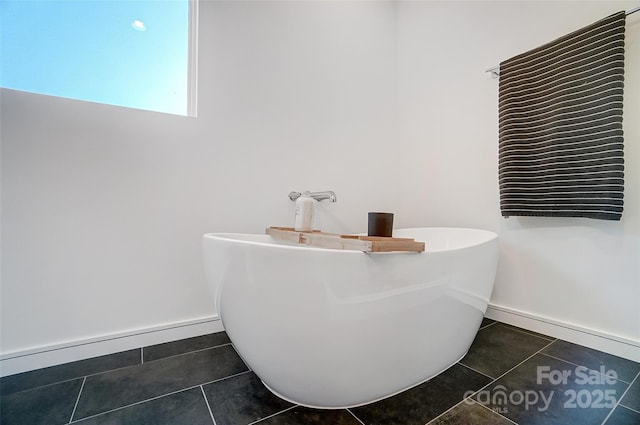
485;6;639;78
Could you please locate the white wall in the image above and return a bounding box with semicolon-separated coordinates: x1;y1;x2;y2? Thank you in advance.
2;0;639;375
397;0;640;359
0;0;398;373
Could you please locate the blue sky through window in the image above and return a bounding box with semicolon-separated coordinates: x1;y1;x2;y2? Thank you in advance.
1;0;190;116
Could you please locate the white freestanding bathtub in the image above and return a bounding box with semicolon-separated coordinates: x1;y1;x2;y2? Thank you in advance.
202;227;498;409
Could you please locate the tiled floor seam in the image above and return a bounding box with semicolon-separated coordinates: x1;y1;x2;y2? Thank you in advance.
422;380;501;425
423;402;451;425
474;399;519;425
66;358;146;381
200;369;253;387
24;350;147;390
427;337;557;425
602;405;640;424
3;342;237;397
601;370;640;424
458;361;495;380
501;325;555;342
68;370;252;423
69;386;196;423
539;352;636;385
618;404;640;414
473;336;557;387
67;376;86;424
0;376;82;397
479;321;497;330
142;342;235;363
346;408;367;425
200;385;217;425
425;370;498;424
247;405;298;425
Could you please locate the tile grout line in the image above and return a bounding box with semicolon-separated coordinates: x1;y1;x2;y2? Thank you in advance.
346;408;366;425
423;391;480;424
67;376;86;424
479;321;497;330
625;404;640;414
2;339;231;396
143;342;235;364
426;337;557;425
200;385;217;425
1;349;149;396
482;337;557;385
615;404;640;415
68;370;251;423
75;343;237;383
11;344;224;398
498;323;557;342
600;370;640;425
69;386;199;423
458;361;496;380
200;369;252;387
1;376;82;397
247;405;298;425
540;352;636;385
474;399;519;425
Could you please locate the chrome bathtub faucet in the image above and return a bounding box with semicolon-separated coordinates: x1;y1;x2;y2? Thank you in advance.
288;191;337;203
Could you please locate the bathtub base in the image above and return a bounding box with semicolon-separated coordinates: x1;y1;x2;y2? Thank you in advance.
259;350;470;409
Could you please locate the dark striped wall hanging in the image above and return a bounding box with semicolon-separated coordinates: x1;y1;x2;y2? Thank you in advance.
498;11;626;220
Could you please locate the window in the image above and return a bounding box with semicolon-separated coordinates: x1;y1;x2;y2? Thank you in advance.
1;0;197;116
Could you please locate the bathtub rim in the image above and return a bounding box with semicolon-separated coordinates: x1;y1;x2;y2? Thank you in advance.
202;226;497;254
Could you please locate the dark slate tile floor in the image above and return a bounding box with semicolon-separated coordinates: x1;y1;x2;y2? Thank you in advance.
1;319;638;425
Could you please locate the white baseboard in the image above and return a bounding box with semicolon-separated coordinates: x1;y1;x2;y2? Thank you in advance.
486;304;640;363
0;315;224;377
3;307;637;378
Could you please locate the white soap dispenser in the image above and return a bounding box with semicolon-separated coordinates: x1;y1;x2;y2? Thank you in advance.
294;191;315;232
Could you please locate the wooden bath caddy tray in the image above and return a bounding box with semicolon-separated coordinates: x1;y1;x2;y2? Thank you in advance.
266;227;425;253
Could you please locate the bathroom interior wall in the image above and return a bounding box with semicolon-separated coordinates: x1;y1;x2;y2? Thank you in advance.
396;0;639;358
1;0;639;373
0;0;398;370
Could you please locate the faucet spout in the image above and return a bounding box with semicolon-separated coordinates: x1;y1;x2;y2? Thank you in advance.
288;191;337;203
310;191;337;202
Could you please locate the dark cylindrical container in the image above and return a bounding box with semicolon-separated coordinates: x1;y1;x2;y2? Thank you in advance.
368;212;394;237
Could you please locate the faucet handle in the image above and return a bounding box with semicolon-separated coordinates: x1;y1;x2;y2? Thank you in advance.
288;191;302;201
288;191;337;203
